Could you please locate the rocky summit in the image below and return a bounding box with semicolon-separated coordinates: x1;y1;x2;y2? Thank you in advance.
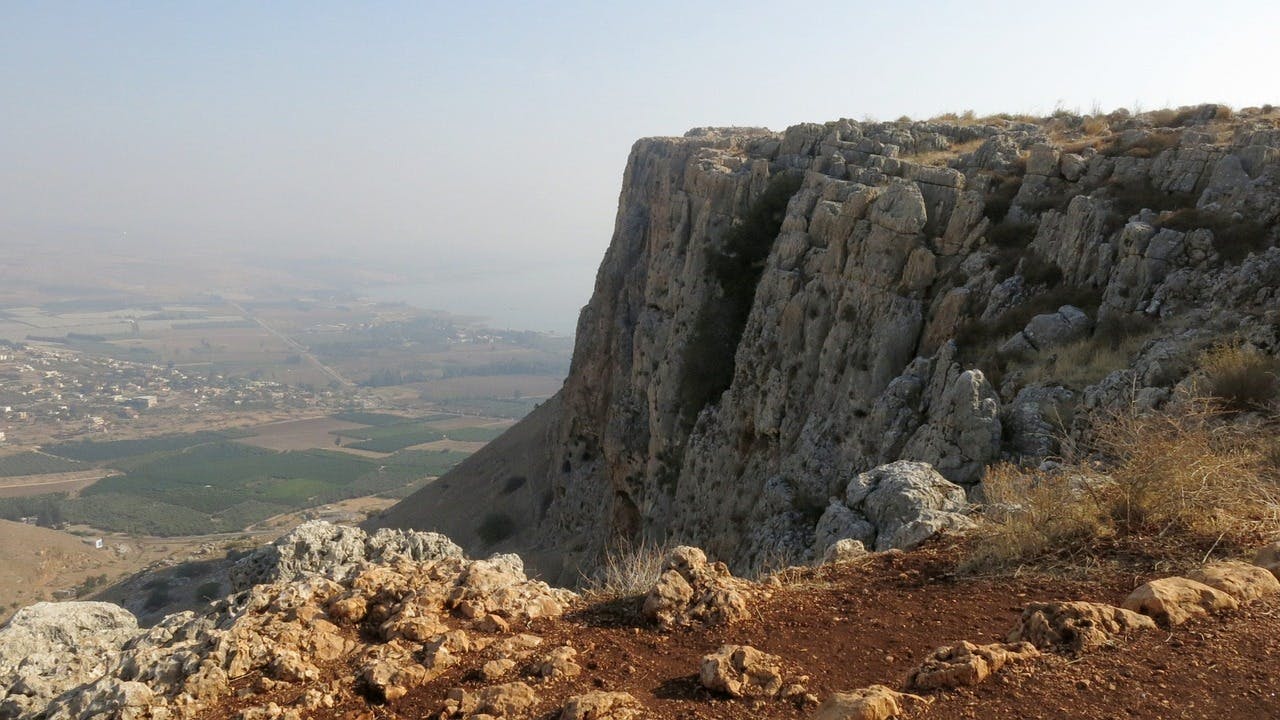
4;522;1280;719
374;104;1280;582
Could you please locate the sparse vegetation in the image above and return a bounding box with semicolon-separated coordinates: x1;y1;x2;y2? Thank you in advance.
982;172;1024;223
1196;343;1280;412
956;287;1103;357
195;581;223;602
1100;130;1182;158
582;540;670;599
1156;207;1272;263
1009;312;1157;389
969;401;1280;569
501;475;527;494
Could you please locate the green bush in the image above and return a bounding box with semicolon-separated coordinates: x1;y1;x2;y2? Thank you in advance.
679;172;803;425
982;172;1024;223
477;513;517;546
1156;208;1271;263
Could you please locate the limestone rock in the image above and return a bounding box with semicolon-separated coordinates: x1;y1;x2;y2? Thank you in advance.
1187;561;1280;603
0;524;577;720
230;521;462;590
909;641;1039;690
0;602;140;717
1122;577;1239;626
698;645;785;699
641;547;749;629
813;504;874;561
533;646;581;680
1008;601;1157;653
368;111;1280;583
1000;305;1092;355
560;691;644;720
811;685;925;720
821;538;868;565
445;682;538;718
840;461;973;551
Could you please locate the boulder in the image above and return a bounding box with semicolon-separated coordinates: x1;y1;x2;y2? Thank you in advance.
641;547;750;629
1122;577;1239;626
560;691;644;720
813;504;875;560
811;685;925;720
698;645;785;699
446;682;538;717
842;461;973;551
821;539;868;565
533;646;581;680
1000;305;1092;355
909;641;1038;690
1008;601;1156;653
1187;561;1280;603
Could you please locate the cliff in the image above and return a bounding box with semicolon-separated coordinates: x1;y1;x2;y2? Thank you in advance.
374;105;1280;582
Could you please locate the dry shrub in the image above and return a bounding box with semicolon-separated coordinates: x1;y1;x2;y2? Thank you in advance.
1081;116;1109;135
581;540;670;599
1197;344;1280;411
1095;404;1273;535
969;402;1280;569
968;463;1110;567
1018;335;1142;390
1015;314;1157;390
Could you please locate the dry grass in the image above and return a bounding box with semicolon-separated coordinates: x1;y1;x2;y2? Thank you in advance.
580;540;671;599
904;138;984;166
968;401;1280;569
1017;321;1158;390
1096;403;1275;533
969;462;1112;568
1197;344;1280;412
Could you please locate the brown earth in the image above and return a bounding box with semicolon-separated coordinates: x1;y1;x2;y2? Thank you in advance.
0;469;118;498
195;542;1280;720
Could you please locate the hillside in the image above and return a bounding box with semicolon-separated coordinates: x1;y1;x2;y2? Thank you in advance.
374;104;1280;582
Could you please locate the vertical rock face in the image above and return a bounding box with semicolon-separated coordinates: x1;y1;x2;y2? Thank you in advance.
376;107;1280;581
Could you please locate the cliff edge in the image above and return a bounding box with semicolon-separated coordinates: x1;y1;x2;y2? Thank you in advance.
374;105;1280;582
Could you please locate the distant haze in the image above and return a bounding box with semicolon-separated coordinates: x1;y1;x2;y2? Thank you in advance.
3;1;1277;332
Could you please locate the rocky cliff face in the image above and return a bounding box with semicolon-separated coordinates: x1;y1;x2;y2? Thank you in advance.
375;105;1280;581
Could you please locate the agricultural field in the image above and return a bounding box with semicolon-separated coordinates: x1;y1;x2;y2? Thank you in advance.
333;422;445;453
0;451;85;477
0;410;504;536
45;431;243;463
237;417;368;452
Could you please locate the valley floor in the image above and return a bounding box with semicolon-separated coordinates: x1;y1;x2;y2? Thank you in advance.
198;543;1280;720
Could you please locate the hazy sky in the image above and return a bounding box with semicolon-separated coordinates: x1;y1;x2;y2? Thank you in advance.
3;1;1277;331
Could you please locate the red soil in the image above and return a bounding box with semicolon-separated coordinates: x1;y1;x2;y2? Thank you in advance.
204;543;1280;719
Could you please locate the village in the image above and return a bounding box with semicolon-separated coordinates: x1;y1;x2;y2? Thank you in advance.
0;343;344;445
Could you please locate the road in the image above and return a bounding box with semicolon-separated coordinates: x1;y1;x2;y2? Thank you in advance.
227;301;354;387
